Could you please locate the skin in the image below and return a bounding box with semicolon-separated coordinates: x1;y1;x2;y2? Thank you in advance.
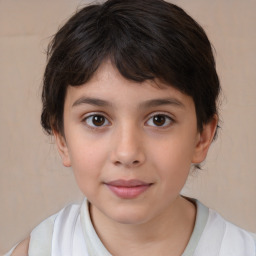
13;61;217;255
11;237;30;256
55;61;217;255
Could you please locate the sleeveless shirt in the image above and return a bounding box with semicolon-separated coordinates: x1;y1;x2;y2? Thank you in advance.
5;198;256;256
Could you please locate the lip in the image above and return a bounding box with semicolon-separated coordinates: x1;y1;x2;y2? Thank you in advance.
104;179;152;199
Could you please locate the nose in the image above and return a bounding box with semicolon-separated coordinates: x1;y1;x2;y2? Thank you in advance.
110;124;146;168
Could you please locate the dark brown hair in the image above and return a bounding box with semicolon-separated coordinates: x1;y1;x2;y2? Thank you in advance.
41;0;220;136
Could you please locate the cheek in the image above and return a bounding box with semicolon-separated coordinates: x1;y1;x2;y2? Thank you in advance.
150;135;196;184
67;139;109;193
154;148;191;178
155;152;191;197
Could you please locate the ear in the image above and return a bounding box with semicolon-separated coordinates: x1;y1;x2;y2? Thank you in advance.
192;115;218;164
53;130;71;167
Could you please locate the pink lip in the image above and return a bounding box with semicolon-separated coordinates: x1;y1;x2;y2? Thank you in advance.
105;179;152;199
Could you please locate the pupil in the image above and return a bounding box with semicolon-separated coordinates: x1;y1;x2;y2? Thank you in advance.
153;115;165;126
93;115;104;126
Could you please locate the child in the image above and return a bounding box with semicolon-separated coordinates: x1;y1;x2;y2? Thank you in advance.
6;0;256;255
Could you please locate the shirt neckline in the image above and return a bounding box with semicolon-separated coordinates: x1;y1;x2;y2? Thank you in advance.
182;198;209;256
80;197;209;256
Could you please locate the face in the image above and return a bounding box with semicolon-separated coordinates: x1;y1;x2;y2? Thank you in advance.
55;61;216;225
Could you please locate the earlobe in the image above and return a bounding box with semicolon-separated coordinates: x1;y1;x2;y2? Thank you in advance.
192;115;218;164
53;130;71;167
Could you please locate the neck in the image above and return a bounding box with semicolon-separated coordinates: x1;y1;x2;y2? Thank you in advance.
90;196;196;256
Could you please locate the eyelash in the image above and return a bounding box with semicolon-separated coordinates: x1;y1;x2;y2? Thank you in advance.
145;113;174;128
82;112;174;129
82;113;111;130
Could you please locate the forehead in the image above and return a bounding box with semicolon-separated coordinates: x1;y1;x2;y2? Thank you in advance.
64;61;195;111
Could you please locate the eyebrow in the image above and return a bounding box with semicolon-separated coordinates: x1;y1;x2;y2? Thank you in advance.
72;97;185;109
139;98;185;109
72;97;112;107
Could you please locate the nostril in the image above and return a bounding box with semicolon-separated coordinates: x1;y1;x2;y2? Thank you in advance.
114;161;122;166
114;160;140;167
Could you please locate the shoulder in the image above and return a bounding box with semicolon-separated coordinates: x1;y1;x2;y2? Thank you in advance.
203;208;256;255
5;214;57;256
5;202;82;256
192;200;256;256
10;237;30;256
30;203;81;254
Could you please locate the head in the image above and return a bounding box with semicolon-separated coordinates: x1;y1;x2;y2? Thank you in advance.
41;0;220;138
40;0;221;225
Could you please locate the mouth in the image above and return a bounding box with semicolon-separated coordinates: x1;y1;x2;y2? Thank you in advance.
104;179;153;199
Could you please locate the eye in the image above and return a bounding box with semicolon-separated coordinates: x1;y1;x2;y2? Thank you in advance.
84;114;110;128
146;114;173;127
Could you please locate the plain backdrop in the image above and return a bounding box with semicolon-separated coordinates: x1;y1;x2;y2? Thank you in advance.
0;0;256;253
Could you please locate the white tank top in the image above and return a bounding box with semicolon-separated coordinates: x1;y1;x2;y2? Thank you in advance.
5;198;256;256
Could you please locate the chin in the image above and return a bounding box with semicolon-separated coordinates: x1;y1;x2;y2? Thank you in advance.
108;206;152;225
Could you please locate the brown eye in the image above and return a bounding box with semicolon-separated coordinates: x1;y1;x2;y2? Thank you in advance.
146;114;173;127
85;114;110;127
153;115;166;126
92;115;105;126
